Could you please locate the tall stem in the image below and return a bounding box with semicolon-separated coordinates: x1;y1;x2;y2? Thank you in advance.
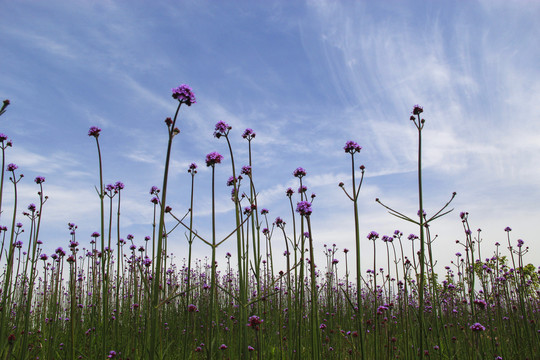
417;124;426;355
149;102;182;359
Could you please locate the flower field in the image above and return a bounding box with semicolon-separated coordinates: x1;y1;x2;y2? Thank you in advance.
0;89;538;360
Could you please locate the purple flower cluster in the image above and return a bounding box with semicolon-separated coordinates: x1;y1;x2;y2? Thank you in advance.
241;165;251;176
296;201;312;216
247;315;263;330
412;104;423;115
293;167;306;178
6;163;18;172
171;84;196;106
367;231;379;241
88;126;101;138
470;322;486;332
242;128;256;140
214;121;231;138
344;140;362;154
206;152;224;167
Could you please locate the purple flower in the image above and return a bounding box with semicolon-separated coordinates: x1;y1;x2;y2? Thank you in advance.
517;239;524;247
296;201;312;216
171;84;196;106
260;208;269;215
187;304;198;312
247;315;263;330
242;128;256;140
285;188;294;197
214;121;231;138
91;232;100;238
205;152;224;167
28;203;36;212
6;163;18;171
470;322;485;332
40;254;48;261
274;217;285;227
0;133;7;142
188;163;198;173
241;165;251;176
34;176;45;184
298;185;307;193
504;226;512;232
115;181;124;190
248;346;255;351
88;126;101;138
344;140;362;154
227;176;238;186
412;105;423;115
150;186;160;195
367;231;379;241
219;344;228;350
293;167;306;178
382;235;393;243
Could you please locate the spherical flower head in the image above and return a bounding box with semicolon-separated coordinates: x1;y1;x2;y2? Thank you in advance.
0;133;8;142
91;232;100;238
248;315;263;330
227;175;241;187
219;344;228;350
412;105;423;115
382;235;393;243
188;163;198;174
344;140;362;154
296;201;312;216
188;304;198;312
260;208;269;215
88;126;101;138
241;165;251;176
286;187;294;197
28;203;36;212
40;253;48;261
6;163;18;172
504;226;512;232
115;181;125;190
298;185;307;193
517;239;524;247
171;84;196;106
470;322;485;332
34;176;45;184
274;217;285;227
105;184;115;192
248;346;255;352
367;231;379;241
205;152;224;167
293;167;306;178
214;121;231;138
242;128;256;140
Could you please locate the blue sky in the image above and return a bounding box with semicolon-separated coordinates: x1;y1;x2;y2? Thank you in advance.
1;0;540;273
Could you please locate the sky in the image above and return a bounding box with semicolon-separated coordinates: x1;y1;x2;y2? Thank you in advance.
1;0;540;276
